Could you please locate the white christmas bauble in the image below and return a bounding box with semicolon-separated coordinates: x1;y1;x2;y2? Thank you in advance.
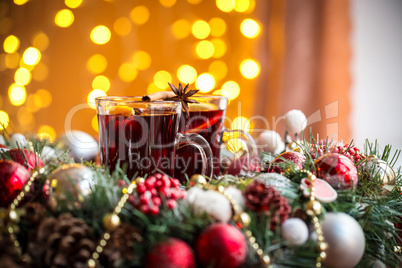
41;146;57;161
257;130;284;154
285;109;307;134
9;133;27;148
281;218;309;246
185;186;232;223
321;212;365;268
0;134;5;145
57;130;99;161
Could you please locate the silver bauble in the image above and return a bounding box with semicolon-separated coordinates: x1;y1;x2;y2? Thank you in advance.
47;164;95;206
57;130;99;161
281;218;309;246
362;155;396;192
255;173;292;188
321;212;365;268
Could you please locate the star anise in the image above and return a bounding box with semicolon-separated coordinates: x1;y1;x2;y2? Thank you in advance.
167;83;199;116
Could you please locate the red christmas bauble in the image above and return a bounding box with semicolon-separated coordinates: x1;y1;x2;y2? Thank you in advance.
196;223;247;268
8;148;43;171
146;238;196;268
269;151;306;173
0;160;30;207
315;153;358;189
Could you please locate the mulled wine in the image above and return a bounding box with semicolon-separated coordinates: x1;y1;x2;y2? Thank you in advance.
98;110;179;179
96;97;213;180
176;106;225;180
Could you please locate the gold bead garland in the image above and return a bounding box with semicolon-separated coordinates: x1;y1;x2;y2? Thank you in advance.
5;167;45;257
87;178;141;268
304;170;327;267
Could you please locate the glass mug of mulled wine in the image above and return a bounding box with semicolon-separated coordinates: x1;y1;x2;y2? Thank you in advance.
96;96;213;179
175;95;257;181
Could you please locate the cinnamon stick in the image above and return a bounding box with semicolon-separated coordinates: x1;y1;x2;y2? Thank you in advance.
142;91;176;101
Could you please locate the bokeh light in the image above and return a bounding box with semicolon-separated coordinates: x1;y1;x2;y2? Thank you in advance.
211;38;226;58
160;0;176;8
55;9;74;28
3;35;20;54
113;17;132;36
235;0;254;13
14;67;31;86
196;40;214;59
221;80;240;100
87;54;107;74
26;94;40;112
92;75;110;92
154;71;172;89
209;17;226;37
32;32;49;51
87;89;106;109
91;115;98;132
196;73;216;93
240;59;260;79
14;0;29;5
177;65;197;84
5;53;20;69
38;125;56;142
0;110;9;130
192;20;210;39
130;6;150;25
22;47;41;65
216;0;235;12
171;19;191;39
90;25;111;45
132;51;151;70
118;63;137;82
231;116;250;132
35;89;52;108
240;18;260;38
147;82;161;94
17;108;34;127
209;60;228;80
65;0;83;9
32;62;48;81
9;83;27;106
212;89;229;98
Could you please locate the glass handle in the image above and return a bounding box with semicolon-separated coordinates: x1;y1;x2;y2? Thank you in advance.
221;128;258;175
176;133;213;179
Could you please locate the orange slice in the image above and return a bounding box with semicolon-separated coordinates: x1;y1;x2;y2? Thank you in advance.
108;105;133;116
189;102;217;111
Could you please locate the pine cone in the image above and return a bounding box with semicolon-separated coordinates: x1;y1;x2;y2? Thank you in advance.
243;180;292;230
100;223;142;267
23;202;47;225
27;213;96;268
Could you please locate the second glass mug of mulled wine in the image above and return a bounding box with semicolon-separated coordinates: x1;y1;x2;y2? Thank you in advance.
96;96;213;179
175;95;257;181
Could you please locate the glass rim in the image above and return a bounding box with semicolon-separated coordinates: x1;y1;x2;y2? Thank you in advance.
95;96;181;105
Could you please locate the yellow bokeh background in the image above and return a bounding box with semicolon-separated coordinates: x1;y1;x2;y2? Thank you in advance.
0;0;259;137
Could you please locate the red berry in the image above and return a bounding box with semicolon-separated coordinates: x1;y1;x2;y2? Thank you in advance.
140;195;149;204
160;187;171;198
155;173;163;179
140;204;150;214
152;197;161;206
146;177;156;189
167;199;176;209
137;183;147;194
170;178;180;187
150;205;159;215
